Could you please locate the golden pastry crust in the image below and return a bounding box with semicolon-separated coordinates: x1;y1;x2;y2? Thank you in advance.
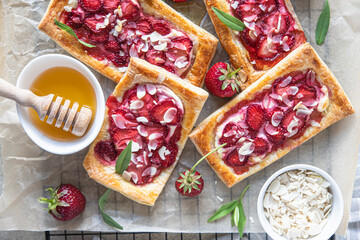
38;0;218;87
83;57;208;206
190;43;354;188
204;0;305;89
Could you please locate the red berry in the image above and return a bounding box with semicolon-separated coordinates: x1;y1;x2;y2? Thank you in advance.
137;19;152;33
219;122;242;146
152;21;171;35
84;15;105;33
246;104;265;131
94;140;118;165
80;0;102;12
296;86;316;102
39;184;86;221
205;62;241;98
105;40;120;52
153;143;178;167
145;49;166;66
149;100;181;125
103;0;120;12
264;124;285;145
89;29;109;43
175;170;204;197
225;148;248;166
111;128;142;153
121;0;139;20
253;138;269;155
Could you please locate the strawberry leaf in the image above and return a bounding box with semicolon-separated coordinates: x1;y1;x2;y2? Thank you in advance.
207;200;238;222
315;0;330;46
115;141;132;175
212;7;245;32
222;81;230;90
54;19;96;48
99;189;123;230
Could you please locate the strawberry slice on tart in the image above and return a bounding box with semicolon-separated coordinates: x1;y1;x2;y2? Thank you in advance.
83;58;208;206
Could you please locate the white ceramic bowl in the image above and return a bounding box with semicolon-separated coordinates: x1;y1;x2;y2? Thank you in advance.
16;54;105;155
257;164;343;240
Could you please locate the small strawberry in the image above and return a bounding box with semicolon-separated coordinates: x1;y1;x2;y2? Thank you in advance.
175;143;226;197
38;184;86;221
205;62;244;98
246;104;265;131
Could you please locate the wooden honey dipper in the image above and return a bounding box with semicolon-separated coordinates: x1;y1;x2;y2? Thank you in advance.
0;77;92;137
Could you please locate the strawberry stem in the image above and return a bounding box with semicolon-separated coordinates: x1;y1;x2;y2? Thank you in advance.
227;67;242;79
190;143;227;173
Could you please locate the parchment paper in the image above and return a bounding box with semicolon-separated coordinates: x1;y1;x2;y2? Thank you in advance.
0;0;359;236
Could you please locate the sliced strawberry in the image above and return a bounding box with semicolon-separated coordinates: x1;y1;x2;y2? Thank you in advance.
253;137;269;155
241;27;261;47
152;21;171;35
154;144;178;168
89;29;109;43
296;86;316;102
121;0;140;20
143;124;168;150
145;49;166;66
103;0;120;12
235;3;262;22
246;104;265;131
225;149;248;166
257;38;278;60
110;109;138;129
219;122;242;146
84;15;106;33
137;19;152;33
106;96;121;113
80;0;102;12
267;107;285;127
265;13;289;34
281;34;295;51
105;40;120;52
111;128;142;153
65;11;83;29
282;111;305;136
149;100;180;125
94;140;118;165
264;124;285;145
172;37;193;54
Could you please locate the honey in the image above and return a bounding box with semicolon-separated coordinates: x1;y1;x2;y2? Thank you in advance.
29;67;96;141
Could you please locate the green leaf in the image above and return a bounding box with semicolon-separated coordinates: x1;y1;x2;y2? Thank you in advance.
315;0;330;46
237;202;246;237
233;205;240;227
99;189;123;230
212;7;245;32
54;19;96;48
231;209;235;227
239;184;250;201
115;141;132;175
207;200;238;222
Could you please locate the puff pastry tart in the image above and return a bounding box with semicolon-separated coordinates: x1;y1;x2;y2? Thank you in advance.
38;0;218;87
83;57;208;205
190;43;354;188
204;0;306;89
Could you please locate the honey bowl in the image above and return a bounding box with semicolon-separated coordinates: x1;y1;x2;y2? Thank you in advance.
16;54;105;155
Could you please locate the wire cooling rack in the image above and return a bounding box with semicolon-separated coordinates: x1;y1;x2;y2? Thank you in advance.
44;231;336;239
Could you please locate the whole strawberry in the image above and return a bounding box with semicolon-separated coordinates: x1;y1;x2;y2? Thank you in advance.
205;62;244;98
175;143;226;197
38;184;86;221
176;170;204;197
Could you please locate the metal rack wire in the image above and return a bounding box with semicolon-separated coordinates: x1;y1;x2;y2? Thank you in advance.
45;231;336;239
